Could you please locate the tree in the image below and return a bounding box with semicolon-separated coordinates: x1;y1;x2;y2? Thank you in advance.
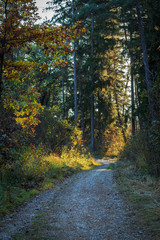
72;0;78;121
136;1;155;121
0;0;86;132
0;0;39;99
90;12;94;152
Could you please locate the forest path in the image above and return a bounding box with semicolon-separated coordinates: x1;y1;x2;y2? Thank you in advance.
0;159;150;240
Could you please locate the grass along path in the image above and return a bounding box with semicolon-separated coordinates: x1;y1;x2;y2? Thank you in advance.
0;151;96;219
0;158;153;240
115;158;160;239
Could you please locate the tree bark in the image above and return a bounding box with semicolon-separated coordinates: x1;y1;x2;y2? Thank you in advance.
90;13;94;153
130;52;135;135
72;0;78;121
136;1;155;121
98;91;102;146
62;76;65;119
130;32;136;135
124;24;136;135
79;87;85;141
135;78;143;130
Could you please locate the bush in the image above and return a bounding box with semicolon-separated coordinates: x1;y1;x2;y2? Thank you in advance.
36;107;72;154
0;143;96;218
121;121;160;176
19;144;48;181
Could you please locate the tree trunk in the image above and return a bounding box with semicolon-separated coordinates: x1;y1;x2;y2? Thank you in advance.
73;43;78;121
98;91;102;146
130;52;135;135
72;0;78;121
79;87;85;141
130;32;136;135
135;78;143;130
62;76;65;119
136;1;155;121
124;24;136;135
90;13;94;153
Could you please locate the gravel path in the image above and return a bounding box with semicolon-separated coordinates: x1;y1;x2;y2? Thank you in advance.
0;159;151;240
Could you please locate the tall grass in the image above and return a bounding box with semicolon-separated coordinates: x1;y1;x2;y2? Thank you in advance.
115;158;160;235
0;145;96;219
116;122;160;235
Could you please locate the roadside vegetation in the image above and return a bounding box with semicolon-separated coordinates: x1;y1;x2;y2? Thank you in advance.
0;108;98;219
0;143;96;219
114;130;160;237
115;158;160;236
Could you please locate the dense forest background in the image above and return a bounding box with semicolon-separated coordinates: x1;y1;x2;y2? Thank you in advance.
0;0;160;216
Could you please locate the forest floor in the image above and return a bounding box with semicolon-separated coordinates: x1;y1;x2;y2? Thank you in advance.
0;158;157;240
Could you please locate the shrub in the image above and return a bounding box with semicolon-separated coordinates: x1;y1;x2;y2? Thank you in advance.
36;107;72;154
121;121;160;176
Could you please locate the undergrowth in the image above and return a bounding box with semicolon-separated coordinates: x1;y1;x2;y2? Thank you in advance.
121;125;160;176
0;146;96;219
115;158;160;236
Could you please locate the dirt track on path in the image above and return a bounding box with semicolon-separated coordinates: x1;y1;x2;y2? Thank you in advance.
0;159;151;240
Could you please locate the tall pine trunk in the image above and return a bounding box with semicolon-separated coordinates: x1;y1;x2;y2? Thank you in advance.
72;0;78;121
136;1;155;122
135;78;143;130
79;87;85;141
124;24;135;135
130;32;136;135
90;13;94;153
98;91;102;146
62;75;65;119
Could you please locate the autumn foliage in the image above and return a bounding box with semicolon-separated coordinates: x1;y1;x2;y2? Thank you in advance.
0;0;86;132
